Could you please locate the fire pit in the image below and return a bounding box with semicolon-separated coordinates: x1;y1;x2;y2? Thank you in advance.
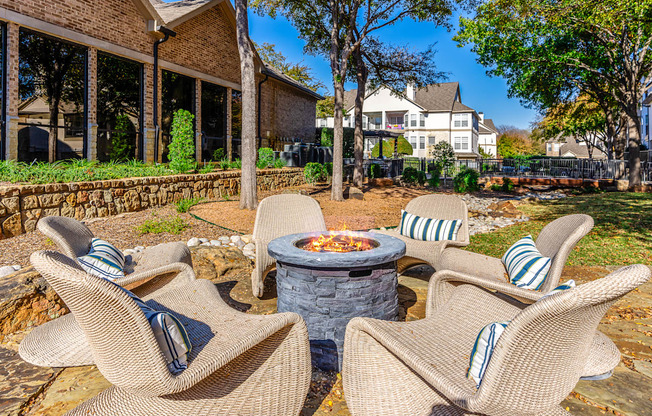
268;231;406;370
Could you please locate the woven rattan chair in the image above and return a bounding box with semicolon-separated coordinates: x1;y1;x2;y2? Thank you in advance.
26;250;311;416
343;264;650;416
374;194;470;273
18;216;196;368
251;194;327;297
438;214;594;294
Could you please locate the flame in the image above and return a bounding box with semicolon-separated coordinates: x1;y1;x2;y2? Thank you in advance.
299;226;375;253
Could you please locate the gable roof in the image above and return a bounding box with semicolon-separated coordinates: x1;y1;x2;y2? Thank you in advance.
483;118;497;132
413;82;462;112
149;0;230;28
479;118;498;134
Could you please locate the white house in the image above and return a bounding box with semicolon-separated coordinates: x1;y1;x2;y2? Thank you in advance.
477;113;499;157
316;82;485;160
640;84;652;150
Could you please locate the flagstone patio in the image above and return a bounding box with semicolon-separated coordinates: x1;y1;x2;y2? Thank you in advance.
1;245;650;416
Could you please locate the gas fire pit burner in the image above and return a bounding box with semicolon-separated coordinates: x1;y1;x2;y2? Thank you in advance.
268;231;406;370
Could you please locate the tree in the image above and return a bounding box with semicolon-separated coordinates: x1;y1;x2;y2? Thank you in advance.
254;42;325;92
168;109;196;173
371;136;413;157
316;96;335;119
456;0;652;186
431;141;456;185
235;0;258;209
19;31;85;162
109;114;135;161
254;0;463;201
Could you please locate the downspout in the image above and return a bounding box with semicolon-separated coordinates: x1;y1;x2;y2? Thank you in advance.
153;26;176;163
257;72;269;149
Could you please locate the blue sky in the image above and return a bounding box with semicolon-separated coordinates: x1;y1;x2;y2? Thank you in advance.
248;11;538;130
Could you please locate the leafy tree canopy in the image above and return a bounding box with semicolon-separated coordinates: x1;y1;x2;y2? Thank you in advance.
254;42;325;92
371;136;413;157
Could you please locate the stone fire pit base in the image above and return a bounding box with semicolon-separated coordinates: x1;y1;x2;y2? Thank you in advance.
276;261;399;371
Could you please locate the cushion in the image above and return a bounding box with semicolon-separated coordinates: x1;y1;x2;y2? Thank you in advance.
538;280;576;301
467;321;510;388
108;280;192;374
398;210;462;241
78;238;125;281
501;236;551;290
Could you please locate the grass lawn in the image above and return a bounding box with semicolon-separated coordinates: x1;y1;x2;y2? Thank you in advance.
469;192;652;266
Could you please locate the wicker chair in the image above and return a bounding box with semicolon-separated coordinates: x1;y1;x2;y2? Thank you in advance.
251;194;327;297
343;264;650;416
374;194;470;273
18;216;196;368
438;214;594;294
26;250;311;416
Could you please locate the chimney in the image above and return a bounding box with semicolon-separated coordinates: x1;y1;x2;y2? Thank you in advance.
406;84;415;100
478;112;485;122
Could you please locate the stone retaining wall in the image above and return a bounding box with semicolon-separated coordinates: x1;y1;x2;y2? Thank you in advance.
0;168;305;239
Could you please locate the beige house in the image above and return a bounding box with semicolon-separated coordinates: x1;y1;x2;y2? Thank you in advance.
1;0;321;163
545;135;607;159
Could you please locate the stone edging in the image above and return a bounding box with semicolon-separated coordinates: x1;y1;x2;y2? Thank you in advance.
0;168;305;239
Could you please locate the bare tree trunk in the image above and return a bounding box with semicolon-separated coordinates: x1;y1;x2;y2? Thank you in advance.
331;80;345;201
48;103;60;163
352;49;367;188
626;112;642;187
235;0;258;210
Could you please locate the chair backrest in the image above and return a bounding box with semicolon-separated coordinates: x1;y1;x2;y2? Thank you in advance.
404;194;470;244
470;264;650;415
37;216;94;258
253;194;327;242
535;214;594;292
30;250;175;396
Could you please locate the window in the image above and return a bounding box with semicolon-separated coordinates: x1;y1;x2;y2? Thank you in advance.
374;116;382;129
231;89;242;158
404;113;408;127
428;136;437;146
547;143;552;152
161;70;196;162
419;136;425;150
419;113;425;127
97;52;143;162
410;135;417;150
18;29;87;162
410;114;416;127
0;23;5;160
201;81;227;161
453;113;469;128
453;135;469;151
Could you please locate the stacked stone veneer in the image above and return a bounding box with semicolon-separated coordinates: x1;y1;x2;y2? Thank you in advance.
276;261;399;371
0;168;305;239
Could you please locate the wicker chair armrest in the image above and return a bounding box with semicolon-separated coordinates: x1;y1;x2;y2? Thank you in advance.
114;262;195;289
426;270;542;318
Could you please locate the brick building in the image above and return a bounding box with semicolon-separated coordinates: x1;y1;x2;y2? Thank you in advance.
0;0;322;163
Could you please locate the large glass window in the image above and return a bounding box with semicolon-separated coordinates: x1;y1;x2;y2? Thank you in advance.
18;29;87;162
0;23;6;160
454;135;469;151
231;89;242;158
97;52;143;161
201;81;227;161
161;70;195;162
453;113;469;128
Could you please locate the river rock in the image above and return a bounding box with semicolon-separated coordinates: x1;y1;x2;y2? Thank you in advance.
187;237;200;247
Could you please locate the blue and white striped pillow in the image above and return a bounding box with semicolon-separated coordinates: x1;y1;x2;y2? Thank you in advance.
467;321;510;388
538;280;576;301
501;236;551;290
108;280;192;374
78;238;125;281
398;210;462;241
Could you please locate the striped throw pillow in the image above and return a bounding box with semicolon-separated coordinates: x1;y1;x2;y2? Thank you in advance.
538;280;576;301
398;210;462;242
78;238;125;281
467;321;510;388
501;236;551;290
108;280;192;374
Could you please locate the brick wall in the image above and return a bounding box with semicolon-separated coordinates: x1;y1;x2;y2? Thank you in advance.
259;77;318;142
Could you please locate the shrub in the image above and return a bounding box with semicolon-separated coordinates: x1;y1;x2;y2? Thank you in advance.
324;162;333;177
273;158;287;169
219;160;230;170
136;216;189;235
230;158;242;169
453;167;480;193
199;163;215;174
402;167;420;184
174;197;204;213
431;141;456;177
371;136;413;158
168;109;196;173
257;147;275;168
491;177;515;192
320;128;333;147
315;127;354;157
304;162;327;184
369;163;381;179
212;148;225;161
109;114;134;161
